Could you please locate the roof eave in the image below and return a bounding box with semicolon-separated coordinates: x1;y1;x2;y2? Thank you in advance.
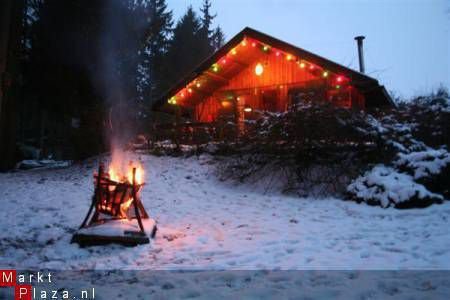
153;26;386;111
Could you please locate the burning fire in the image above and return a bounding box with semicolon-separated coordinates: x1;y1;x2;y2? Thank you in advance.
111;160;143;219
108;163;144;184
107;150;144;184
108;162;144;184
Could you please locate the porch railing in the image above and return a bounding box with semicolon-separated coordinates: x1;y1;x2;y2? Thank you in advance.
149;121;238;147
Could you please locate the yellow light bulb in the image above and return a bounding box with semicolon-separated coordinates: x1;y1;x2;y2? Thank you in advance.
168;97;177;105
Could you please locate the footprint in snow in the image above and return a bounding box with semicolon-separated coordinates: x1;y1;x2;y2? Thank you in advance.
305;257;314;263
197;236;209;244
285;248;295;254
237;224;249;228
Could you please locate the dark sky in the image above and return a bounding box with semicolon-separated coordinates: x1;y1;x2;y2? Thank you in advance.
168;0;449;98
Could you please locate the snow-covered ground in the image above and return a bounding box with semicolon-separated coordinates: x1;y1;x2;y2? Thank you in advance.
1;154;449;270
1;154;450;298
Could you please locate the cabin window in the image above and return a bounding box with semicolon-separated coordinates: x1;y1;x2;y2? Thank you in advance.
261;89;278;112
328;88;351;108
288;87;326;108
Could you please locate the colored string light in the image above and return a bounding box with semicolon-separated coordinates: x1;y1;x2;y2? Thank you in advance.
168;96;177;105
167;38;353;104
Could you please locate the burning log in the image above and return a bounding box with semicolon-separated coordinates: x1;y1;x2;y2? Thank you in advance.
72;161;156;246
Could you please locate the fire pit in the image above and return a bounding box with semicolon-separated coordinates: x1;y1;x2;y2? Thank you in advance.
72;161;157;246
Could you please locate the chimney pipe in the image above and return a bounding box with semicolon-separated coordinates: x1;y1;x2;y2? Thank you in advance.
354;35;365;73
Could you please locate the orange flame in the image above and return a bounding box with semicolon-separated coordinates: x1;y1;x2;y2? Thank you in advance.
126;164;144;184
108;150;144;184
108;163;144;184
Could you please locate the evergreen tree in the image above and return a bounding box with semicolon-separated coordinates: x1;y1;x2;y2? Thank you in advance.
166;6;203;84
0;0;25;171
22;0;153;159
24;0;106;159
198;0;216;58
211;26;225;51
12;0;226;163
199;0;216;38
139;0;173;104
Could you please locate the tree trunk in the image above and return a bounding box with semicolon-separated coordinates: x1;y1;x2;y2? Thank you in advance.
0;0;24;171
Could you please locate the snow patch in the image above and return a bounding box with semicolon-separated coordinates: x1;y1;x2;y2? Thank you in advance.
347;165;443;208
395;149;450;179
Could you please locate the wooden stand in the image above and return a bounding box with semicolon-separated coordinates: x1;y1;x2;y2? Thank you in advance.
71;164;156;247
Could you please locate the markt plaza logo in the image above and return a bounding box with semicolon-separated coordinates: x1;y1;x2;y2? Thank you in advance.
0;270;95;300
1;270;32;300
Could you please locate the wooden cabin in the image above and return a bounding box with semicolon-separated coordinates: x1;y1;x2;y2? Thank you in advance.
153;27;393;127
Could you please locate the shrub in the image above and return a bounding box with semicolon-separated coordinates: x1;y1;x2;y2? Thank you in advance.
395;149;450;198
346;165;443;208
392;87;450;149
216;102;398;195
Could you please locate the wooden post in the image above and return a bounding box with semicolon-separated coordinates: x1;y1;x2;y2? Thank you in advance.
80;164;103;228
132;167;145;234
233;98;240;140
174;106;181;151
